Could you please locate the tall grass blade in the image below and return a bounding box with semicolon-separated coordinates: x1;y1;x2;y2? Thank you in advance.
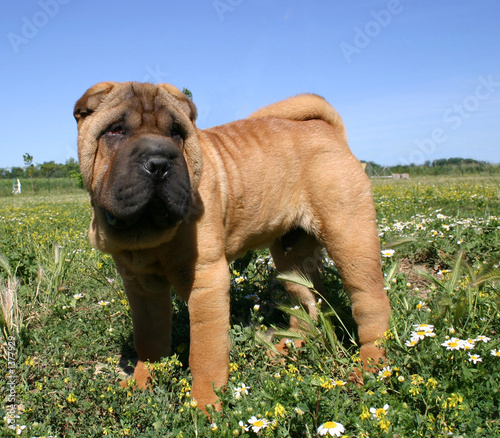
0;254;21;351
447;251;466;293
277;271;314;289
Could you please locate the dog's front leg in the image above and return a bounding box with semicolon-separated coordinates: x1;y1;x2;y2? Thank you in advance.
122;274;172;389
187;258;231;412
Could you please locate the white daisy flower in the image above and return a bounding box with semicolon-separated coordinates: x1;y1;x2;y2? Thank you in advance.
233;383;250;399
370;404;390;420
15;425;27;435
405;338;419;347
317;421;345;436
247;416;269;433
461;339;476;350
468;353;482;364
378;366;393;379
441;338;463;350
413;324;434;332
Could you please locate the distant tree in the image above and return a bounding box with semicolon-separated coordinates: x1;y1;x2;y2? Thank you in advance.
182;88;193;100
64;158;83;188
448;157;463;165
64;158;80;176
68;170;84;188
40;161;59;178
23;153;34;190
10;167;24;178
23;153;33;169
40;161;64;192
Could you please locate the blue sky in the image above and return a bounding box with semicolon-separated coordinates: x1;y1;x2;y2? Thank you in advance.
2;0;499;168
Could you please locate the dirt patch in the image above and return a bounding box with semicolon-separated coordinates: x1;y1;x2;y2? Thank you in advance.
397;257;444;299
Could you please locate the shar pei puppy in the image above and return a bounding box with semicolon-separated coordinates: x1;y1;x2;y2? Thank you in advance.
74;81;390;411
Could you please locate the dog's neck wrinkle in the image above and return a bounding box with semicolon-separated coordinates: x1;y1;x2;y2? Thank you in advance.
115;248;163;276
198;132;230;221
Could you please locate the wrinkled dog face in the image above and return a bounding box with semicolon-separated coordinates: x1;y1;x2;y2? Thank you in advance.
75;82;201;250
92;94;191;231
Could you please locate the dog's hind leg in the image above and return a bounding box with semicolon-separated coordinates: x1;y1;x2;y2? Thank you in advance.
311;170;390;370
270;229;324;329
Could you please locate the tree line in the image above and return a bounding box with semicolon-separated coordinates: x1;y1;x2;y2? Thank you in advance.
2;154;81;180
1;155;499;181
366;157;500;177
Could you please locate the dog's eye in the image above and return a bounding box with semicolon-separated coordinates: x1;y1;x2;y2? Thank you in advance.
104;124;125;136
170;126;184;145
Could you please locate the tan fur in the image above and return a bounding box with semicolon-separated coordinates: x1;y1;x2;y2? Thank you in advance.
74;82;390;412
248;93;347;141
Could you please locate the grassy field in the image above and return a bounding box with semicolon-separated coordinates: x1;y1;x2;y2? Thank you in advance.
0;176;499;437
0;178;81;197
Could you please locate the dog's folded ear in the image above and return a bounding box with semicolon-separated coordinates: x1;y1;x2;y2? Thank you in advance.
74;82;118;124
158;83;198;123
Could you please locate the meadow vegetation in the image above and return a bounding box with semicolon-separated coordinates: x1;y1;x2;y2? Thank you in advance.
0;176;499;437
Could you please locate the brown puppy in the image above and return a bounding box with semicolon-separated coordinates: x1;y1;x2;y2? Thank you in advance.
74;82;390;411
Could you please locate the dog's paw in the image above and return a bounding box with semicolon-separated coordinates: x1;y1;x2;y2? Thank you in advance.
266;337;305;365
119;360;151;390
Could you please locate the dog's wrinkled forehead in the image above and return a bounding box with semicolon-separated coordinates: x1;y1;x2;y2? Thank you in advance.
104;83;177;130
75;81;197;137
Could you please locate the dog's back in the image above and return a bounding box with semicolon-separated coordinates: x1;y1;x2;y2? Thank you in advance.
247;94;347;142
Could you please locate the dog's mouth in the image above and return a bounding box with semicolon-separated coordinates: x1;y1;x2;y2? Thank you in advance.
102;210;173;229
101;196;181;231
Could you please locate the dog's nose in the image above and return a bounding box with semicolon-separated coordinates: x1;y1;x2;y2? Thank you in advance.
144;156;171;180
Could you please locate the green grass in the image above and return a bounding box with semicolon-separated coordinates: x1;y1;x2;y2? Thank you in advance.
0;178;83;197
0;177;499;437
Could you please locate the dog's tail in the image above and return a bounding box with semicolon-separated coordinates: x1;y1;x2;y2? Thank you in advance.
248;94;347;141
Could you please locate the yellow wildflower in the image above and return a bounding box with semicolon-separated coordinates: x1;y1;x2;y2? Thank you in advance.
379;419;391;432
426;378;438;389
411;374;424;386
409;386;420;396
320;377;334;390
384;329;394;339
274;403;286;417
443;393;463;409
360;406;371;420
